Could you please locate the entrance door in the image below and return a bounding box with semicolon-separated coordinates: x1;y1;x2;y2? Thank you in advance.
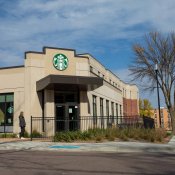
55;105;65;132
68;105;79;131
55;104;79;132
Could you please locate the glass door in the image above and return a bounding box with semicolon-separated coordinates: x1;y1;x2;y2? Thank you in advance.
55;104;79;132
55;105;65;132
68;105;79;131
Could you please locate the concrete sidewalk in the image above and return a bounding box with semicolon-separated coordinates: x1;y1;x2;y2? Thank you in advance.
0;136;174;153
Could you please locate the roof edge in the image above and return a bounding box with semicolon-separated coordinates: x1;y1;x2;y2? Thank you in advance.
25;46;89;60
0;65;24;70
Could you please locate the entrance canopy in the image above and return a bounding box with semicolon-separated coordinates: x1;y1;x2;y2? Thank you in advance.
36;75;103;91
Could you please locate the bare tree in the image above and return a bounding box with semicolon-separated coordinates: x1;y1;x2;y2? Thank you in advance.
129;32;175;133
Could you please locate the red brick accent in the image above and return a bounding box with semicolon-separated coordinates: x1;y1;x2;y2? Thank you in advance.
123;98;138;116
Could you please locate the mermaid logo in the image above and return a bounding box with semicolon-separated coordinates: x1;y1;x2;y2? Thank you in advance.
53;53;69;71
7;106;13;114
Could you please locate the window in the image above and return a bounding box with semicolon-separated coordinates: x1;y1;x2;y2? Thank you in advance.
100;98;104;116
55;93;78;103
93;95;97;125
168;114;171;128
106;100;109;116
0;93;14;127
116;103;118;117
111;102;114;123
155;114;157;119
111;102;114;116
90;66;93;72
106;100;109;126
120;105;122;116
161;121;164;127
100;98;104;128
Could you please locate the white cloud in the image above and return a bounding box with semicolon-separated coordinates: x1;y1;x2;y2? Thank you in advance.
0;0;175;69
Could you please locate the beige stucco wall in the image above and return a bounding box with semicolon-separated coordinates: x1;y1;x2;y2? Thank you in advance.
88;84;122;116
0;67;25;133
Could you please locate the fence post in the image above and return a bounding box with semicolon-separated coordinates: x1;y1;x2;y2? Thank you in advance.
30;116;32;141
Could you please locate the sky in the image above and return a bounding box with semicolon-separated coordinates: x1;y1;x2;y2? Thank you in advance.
0;0;175;108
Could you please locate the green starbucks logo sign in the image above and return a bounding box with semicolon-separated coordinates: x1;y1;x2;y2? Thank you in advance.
7;106;13;114
53;53;69;71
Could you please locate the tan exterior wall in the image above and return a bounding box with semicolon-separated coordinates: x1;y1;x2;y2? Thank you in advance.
0;67;25;133
88;84;122;117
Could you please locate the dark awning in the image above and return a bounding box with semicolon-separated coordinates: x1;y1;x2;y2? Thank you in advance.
36;75;103;91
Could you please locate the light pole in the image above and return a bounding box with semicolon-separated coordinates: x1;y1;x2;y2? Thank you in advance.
155;64;161;128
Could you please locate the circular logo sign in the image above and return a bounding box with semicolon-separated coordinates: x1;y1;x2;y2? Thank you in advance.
7;106;13;114
53;53;69;71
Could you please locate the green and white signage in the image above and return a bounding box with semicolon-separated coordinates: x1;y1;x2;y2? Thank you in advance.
7;106;13;114
53;53;69;71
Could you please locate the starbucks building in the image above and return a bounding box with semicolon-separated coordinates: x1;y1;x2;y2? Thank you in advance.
0;47;139;134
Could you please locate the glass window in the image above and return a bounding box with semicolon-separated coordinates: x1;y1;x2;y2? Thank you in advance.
0;95;5;103
111;102;114;123
106;100;109;126
111;102;114;116
93;95;97;125
0;93;14;126
55;93;77;103
100;98;103;116
93;95;97;117
0;103;5;125
120;105;122;116
106;100;109;116
6;94;14;102
100;98;104;128
116;103;118;117
90;66;93;72
66;94;75;102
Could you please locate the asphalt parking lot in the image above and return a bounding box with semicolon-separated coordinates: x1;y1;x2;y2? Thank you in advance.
0;151;175;175
0;136;174;174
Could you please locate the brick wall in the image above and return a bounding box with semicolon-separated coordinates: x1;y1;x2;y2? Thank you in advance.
123;98;138;116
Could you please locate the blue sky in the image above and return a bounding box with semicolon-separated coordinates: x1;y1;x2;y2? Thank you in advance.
0;0;175;107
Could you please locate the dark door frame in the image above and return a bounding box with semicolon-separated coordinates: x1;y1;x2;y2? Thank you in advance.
55;102;80;132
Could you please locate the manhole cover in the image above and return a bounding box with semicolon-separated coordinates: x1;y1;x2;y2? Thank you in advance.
49;145;80;149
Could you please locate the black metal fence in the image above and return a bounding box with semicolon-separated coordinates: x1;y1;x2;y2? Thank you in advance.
30;116;143;140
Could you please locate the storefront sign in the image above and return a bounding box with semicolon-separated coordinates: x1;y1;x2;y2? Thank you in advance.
53;53;69;71
7;106;13;114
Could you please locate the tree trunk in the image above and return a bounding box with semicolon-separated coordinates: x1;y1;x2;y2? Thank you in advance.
169;108;175;135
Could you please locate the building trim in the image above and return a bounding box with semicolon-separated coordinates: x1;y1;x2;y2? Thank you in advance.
0;65;24;70
25;46;89;60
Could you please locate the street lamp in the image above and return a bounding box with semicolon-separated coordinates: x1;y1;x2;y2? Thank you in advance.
155;64;161;128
